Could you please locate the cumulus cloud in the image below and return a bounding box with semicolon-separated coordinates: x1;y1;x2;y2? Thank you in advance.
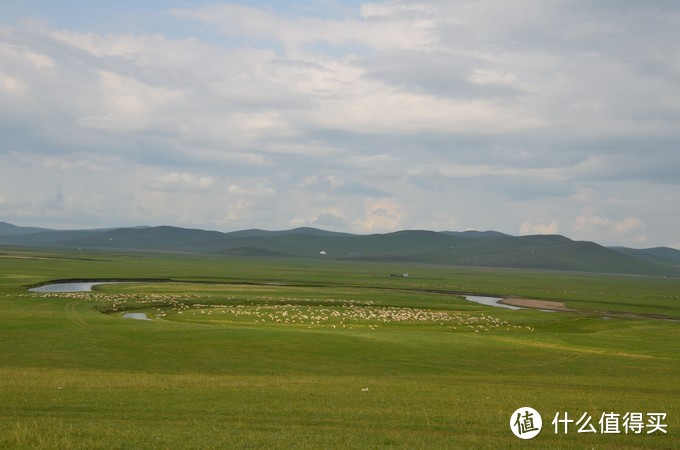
171;2;436;52
227;183;276;197
572;208;647;245
573;212;644;235
0;1;678;246
356;198;404;233
76;70;186;131
520;221;559;236
314;211;346;227
147;172;215;192
296;211;348;230
0;71;25;93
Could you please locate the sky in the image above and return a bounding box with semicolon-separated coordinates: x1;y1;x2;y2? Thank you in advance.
0;1;679;248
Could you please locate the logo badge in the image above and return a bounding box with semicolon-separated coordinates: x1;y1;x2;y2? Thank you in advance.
510;407;542;439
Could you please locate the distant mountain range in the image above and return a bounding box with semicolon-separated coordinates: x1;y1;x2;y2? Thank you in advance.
1;221;679;276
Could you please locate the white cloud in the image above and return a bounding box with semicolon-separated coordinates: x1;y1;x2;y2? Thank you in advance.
172;3;436;52
0;71;25;92
520;221;559;236
147;172;214;192
227;183;276;197
24;50;54;69
572;208;647;245
309;87;544;135
0;2;678;246
290;210;347;230
569;188;594;204
300;174;344;189
220;199;253;224
355;198;404;233
573;213;644;235
76;70;185;131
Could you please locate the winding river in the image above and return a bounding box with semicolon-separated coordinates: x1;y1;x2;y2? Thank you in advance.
29;281;124;293
30;281;526;312
29;281;151;320
463;295;522;310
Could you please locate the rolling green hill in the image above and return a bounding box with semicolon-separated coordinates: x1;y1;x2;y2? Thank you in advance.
1;222;678;276
0;221;49;235
610;246;680;267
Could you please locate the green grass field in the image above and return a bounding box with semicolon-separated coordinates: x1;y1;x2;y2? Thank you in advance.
0;247;678;448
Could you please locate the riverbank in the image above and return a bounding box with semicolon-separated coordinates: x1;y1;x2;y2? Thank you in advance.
499;297;574;312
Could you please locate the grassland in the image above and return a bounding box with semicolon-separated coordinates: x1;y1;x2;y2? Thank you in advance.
0;247;679;448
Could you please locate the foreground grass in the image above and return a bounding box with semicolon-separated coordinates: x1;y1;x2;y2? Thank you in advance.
2;368;675;449
0;247;678;448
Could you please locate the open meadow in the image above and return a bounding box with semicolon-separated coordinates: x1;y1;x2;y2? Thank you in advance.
0;247;679;448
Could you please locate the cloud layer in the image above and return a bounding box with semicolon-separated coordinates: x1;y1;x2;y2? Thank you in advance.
0;1;678;247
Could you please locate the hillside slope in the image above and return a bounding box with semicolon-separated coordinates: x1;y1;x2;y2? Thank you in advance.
1;222;678;276
0;222;49;235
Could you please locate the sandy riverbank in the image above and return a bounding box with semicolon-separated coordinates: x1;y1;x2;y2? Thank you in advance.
499;297;574;312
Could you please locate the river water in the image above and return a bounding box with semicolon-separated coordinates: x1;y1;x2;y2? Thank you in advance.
29;281;150;320
121;312;152;321
30;281;524;313
28;282;125;293
463;295;523;310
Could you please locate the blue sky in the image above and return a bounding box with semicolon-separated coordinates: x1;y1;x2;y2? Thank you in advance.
1;1;679;248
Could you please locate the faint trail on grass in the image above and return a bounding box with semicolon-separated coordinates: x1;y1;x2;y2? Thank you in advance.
487;335;669;360
65;300;214;374
450;378;680;397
